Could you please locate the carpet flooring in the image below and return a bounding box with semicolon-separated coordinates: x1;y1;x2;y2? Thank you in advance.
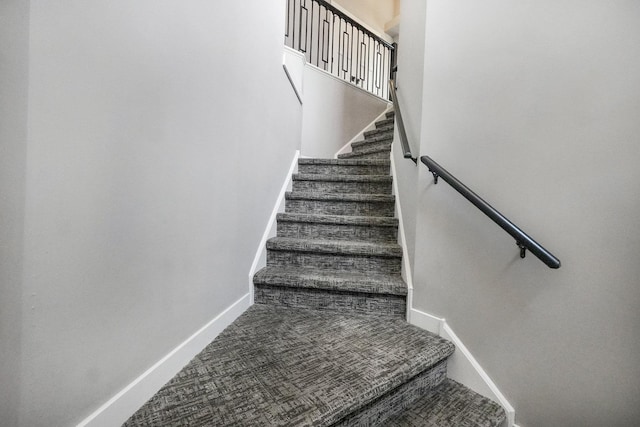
124;110;507;426
124;305;454;426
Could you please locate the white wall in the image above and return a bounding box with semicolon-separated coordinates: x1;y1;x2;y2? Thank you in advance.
407;1;640;425
0;1;29;425
13;1;302;426
332;0;396;39
301;65;388;158
391;0;427;272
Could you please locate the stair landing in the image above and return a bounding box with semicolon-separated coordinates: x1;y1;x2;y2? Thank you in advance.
124;304;454;426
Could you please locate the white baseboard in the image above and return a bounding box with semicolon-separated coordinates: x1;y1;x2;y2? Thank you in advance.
247;150;300;304
409;308;516;427
334;106;393;158
390;149;414;322
408;308;444;336
77;293;251;427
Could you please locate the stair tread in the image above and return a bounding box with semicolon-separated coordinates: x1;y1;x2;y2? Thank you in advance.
124;305;454;427
254;266;407;296
338;148;392;159
375;117;395;127
267;236;402;258
385;378;507;427
364;125;394;137
338;145;392;157
277;212;398;227
298;158;390;166
293;173;392;183
286;191;395;202
352;135;393;148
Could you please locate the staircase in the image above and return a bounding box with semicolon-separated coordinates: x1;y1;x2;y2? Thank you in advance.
124;112;507;426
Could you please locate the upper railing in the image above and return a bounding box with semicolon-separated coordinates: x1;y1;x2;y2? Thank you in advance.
285;0;395;99
389;80;561;269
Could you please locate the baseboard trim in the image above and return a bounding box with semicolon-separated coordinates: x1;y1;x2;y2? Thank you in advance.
247;150;300;304
390;150;415;322
77;293;251;427
334;106;393;158
409;308;516;427
408;308;444;336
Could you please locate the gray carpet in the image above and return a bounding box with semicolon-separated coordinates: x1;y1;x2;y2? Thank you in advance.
124;111;507;426
385;379;507;427
124;305;454;426
259;115;403;315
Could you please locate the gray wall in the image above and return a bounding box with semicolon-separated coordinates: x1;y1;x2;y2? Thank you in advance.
301;66;388;158
391;0;427;271
11;1;301;426
0;1;29;425
404;0;640;425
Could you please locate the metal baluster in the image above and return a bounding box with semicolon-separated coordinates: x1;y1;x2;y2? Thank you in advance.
330;13;335;75
307;0;315;64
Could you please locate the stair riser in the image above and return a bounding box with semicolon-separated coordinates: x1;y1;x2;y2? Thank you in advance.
292;180;392;195
365;126;394;138
359;133;395;144
362;132;394;143
375;118;394;128
267;250;402;274
352;141;392;154
277;221;398;242
254;285;406;318
339;151;391;160
298;164;390;175
286;199;395;217
337;360;449;427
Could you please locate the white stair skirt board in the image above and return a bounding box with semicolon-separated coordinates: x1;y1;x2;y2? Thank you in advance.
389;149;414;322
409;309;516;427
334;106;393;158
247;150;301;305
77;293;251;427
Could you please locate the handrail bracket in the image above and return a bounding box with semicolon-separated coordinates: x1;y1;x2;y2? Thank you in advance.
516;242;527;259
429;169;439;184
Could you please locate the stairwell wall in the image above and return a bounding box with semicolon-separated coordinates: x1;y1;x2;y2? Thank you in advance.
15;1;301;426
390;0;428;274
406;1;640;425
300;65;389;158
0;0;29;425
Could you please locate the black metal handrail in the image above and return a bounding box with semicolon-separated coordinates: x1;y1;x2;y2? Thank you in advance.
388;79;417;163
285;0;395;98
421;156;561;269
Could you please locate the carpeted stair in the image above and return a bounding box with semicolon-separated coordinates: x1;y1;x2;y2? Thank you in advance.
336;111;396;160
124;111;507;426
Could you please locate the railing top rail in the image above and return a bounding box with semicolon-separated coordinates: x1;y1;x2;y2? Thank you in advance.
420;156;561;269
314;0;395;50
388;80;416;163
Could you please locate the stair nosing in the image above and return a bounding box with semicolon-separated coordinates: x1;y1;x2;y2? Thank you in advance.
254;266;407;296
276;212;398;227
338;148;392;159
266;236;403;258
285;191;395;202
352;137;393;148
292;173;392;183
298;158;390;166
